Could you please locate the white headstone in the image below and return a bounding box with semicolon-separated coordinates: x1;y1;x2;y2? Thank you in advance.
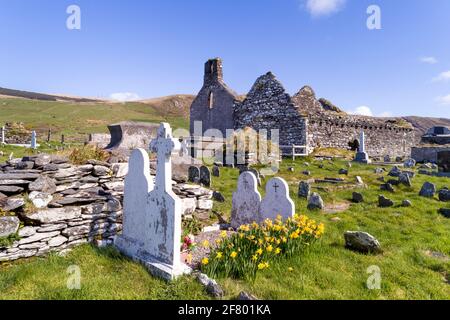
359;131;366;153
122;149;154;244
231;171;262;229
1;126;5;144
260;177;295;222
115;123;191;281
31;131;37;149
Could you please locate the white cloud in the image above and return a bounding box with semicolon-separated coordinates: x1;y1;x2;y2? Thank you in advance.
436;94;450;106
432;70;450;82
110;92;141;102
420;56;438;64
349;106;373;116
349;106;394;117
303;0;346;17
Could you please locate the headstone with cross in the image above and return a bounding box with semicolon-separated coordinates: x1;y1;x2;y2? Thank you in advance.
30;131;37;150
115;123;191;281
260;177;295;222
230;171;262;229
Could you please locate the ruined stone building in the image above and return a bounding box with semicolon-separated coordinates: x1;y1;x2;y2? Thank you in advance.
190;58;416;158
412;126;450;171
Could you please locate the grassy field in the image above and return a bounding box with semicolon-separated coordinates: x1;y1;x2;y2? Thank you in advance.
1;156;449;300
0;96;191;140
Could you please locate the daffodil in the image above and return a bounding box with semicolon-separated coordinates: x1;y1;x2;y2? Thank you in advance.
202;257;209;265
230;251;238;259
256;248;263;256
258;263;266;270
288;267;294;272
266;245;273;253
275;248;281;255
216;252;223;259
220;231;227;238
202;240;210;248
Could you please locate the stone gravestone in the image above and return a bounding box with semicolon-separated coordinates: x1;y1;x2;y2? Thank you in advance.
115;123;191;281
200;166;211;187
31;131;37;150
212;165;220;177
298;181;311;198
354;131;371;164
260;177;295;222
188;166;200;183
1;126;5;144
118;149;154;248
231;171;262;229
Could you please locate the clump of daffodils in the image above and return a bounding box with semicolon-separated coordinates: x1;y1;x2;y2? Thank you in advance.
201;214;324;281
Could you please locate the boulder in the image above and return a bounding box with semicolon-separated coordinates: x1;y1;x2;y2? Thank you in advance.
238;291;258;300
439;208;450;218
0;216;20;238
388;166;402;177
402;200;412;207
438;188;450;202
196;273;224;298
355;176;364;186
398;173;412;187
298;181;311;199
307;193;324;210
380;183;395;192
339;168;348;175
404;158;416;168
34;154;52;167
344;231;381;254
379;195;394;207
28;176;57;194
352;192;364;203
212;191;225;203
374;167;384;174
419;182;436;198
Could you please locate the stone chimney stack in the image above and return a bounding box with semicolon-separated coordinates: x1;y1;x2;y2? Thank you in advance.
204;58;223;84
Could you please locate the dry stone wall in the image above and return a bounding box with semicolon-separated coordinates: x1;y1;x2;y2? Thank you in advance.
0;153;213;262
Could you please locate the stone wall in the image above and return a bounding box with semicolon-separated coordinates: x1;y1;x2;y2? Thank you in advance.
190;59;239;138
292;86;416;158
0;153;213;262
411;145;450;163
234;72;308;146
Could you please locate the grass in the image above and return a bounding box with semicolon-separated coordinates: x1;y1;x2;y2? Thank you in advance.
0;97;190;141
1;157;448;300
0;245;209;300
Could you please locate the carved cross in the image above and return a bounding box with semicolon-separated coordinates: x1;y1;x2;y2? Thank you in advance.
150;123;181;191
273;182;280;193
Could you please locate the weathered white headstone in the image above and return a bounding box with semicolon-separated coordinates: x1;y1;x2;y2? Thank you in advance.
230;171;262;229
1;126;5;144
119;148;153;247
31;131;37;150
354;131;371;164
115;123;191;281
260;177;295;222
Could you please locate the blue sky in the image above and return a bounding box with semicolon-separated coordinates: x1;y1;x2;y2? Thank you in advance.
0;0;449;118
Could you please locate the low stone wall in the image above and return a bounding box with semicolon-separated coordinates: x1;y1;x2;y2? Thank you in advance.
411;145;450;163
0;153;213;262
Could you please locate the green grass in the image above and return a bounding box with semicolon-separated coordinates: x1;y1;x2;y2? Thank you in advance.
0;245;209;300
1;152;449;299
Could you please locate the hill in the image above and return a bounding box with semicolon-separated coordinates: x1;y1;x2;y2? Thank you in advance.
403;116;450;142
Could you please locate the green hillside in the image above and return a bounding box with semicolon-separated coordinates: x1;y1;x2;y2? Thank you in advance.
0;95;193;141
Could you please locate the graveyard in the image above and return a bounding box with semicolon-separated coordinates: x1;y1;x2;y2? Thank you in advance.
1;127;449;299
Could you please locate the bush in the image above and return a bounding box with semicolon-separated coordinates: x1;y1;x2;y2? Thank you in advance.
201;215;324;282
66;145;110;165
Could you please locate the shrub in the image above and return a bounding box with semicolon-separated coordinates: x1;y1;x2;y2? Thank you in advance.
201;215;324;282
66;145;109;165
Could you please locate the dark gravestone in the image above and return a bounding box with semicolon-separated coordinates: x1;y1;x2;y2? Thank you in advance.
188;166;200;183
212;165;220;177
200;166;211;187
438;151;450;173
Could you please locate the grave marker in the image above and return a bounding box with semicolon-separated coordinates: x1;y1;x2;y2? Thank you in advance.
230;171;262;229
115;123;191;281
260;177;295;221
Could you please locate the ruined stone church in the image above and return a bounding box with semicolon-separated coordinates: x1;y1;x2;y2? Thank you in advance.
190;58;415;158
